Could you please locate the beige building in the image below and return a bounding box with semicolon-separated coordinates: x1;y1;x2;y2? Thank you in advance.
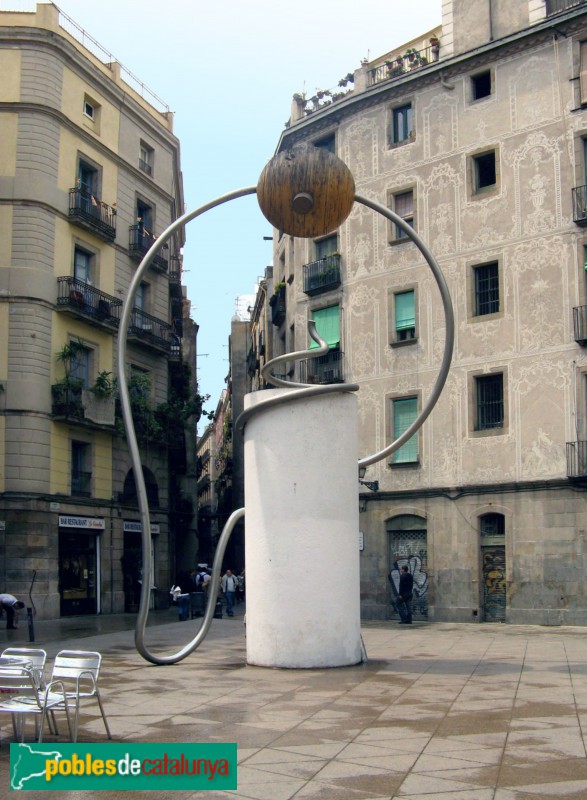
0;3;194;617
265;0;587;624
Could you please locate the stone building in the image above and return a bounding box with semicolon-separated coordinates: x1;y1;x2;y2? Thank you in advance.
0;3;195;617
264;0;587;624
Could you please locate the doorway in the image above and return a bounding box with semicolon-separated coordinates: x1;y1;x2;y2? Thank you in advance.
387;514;429;620
59;531;98;615
480;513;506;622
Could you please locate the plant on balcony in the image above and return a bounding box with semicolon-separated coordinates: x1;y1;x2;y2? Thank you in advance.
91;370;116;399
52;339;87;417
404;48;418;62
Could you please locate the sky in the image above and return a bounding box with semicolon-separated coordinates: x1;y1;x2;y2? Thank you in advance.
4;0;441;417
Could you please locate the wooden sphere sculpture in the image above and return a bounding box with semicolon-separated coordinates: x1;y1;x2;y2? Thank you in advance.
257;144;355;238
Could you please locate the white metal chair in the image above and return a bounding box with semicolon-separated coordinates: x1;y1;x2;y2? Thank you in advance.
0;666;72;742
1;648;47;689
48;650;111;743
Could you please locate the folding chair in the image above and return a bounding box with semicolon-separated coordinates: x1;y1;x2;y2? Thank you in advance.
48;650;111;743
0;666;72;742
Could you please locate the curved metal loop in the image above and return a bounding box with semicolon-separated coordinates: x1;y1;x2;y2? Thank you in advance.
117;187;256;665
261;320;328;388
355;195;454;469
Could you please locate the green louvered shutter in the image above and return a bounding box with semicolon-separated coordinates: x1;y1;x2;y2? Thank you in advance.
395;291;415;332
309;305;340;350
393;397;418;463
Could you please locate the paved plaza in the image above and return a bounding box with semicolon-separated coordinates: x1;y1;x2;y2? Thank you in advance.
1;610;587;799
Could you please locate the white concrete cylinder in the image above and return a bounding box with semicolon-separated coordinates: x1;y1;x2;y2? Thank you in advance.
244;388;362;668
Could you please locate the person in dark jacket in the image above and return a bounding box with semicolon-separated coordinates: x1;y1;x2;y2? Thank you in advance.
396;566;414;624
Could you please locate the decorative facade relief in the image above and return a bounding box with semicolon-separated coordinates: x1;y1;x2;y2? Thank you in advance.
461;186;508;249
505;130;563;237
424;162;462;256
422;92;459;159
510;236;568;353
345;115;377;181
509;52;559;131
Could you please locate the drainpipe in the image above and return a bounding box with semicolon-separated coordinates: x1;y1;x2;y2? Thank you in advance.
489;0;494;42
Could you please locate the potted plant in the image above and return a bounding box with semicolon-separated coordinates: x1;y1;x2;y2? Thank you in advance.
404;48;418;63
92;371;115;399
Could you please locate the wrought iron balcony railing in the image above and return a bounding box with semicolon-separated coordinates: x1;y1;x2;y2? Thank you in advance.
572;185;587;225
269;285;286;326
369;44;437;87
128;224;169;272
303;254;341;295
299;349;344;384
567;441;587;479
546;0;586;16
127;307;172;352
52;384;115;428
573;305;587;345
57;277;122;329
69;187;116;241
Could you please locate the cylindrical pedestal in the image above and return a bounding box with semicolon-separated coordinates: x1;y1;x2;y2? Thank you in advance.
244;389;362;668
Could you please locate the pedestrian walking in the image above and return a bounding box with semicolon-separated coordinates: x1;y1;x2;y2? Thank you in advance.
395;566;414;624
220;569;237;617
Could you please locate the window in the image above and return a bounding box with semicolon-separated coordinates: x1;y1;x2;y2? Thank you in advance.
394;290;416;341
391;190;414;241
136;200;153;236
73;246;92;285
474;262;499;316
314;133;335;153
83;99;95;120
82;94;100;131
315;235;338;260
471;71;491;100
392;397;419;464
134;282;148;311
71;441;91;497
78;160;97;196
480;513;505;537
308;305;340;350
70;346;91;388
392;103;413;144
475;374;504;430
473;151;497;191
139;142;153;175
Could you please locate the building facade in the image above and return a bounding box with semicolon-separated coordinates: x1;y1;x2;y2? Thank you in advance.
263;0;587;625
0;3;195;618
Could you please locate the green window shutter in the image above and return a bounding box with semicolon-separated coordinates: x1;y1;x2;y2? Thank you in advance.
309;305;340;350
393;397;418;463
395;291;415;331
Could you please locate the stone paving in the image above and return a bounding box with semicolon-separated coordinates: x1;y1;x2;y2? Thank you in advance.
1;610;587;799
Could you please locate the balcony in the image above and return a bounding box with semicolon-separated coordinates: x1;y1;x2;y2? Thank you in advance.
546;0;586;15
369;43;437;88
52;384;116;429
567;441;587;479
128;225;169;272
69;188;116;241
303;254;341;296
269;285;286;326
127;307;172;353
57;277;121;330
299;349;345;384
572;185;587;225
168;257;182;298
247;346;259;376
573;305;587;345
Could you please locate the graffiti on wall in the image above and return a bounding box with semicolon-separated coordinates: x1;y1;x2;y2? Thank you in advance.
482;546;506;622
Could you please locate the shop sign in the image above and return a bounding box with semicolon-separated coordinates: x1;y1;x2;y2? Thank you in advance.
123;520;160;534
58;515;105;530
359;530;364;551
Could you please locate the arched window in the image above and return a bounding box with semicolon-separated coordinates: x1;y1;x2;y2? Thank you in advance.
122;467;159;508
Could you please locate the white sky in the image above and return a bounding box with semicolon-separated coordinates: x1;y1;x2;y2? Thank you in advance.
3;0;441;416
